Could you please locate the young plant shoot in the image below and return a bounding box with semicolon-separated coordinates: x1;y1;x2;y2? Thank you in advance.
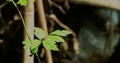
9;0;72;63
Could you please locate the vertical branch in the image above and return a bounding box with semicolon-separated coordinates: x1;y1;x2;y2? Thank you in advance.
23;0;34;63
36;0;53;63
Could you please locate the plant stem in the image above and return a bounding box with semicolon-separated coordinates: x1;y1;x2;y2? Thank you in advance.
11;0;31;40
36;53;41;63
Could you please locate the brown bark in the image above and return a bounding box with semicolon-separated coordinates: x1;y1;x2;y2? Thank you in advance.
23;0;35;63
36;0;53;63
53;0;120;11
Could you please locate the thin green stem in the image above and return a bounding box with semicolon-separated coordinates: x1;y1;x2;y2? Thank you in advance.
36;53;41;63
11;0;31;40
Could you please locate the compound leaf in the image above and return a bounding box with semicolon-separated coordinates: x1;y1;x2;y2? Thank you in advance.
30;39;41;54
22;40;31;49
43;40;59;51
34;27;46;40
22;39;31;45
17;0;27;6
50;30;72;37
48;35;65;43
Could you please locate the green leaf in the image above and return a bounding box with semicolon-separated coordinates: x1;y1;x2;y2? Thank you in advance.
30;39;41;54
48;35;65;43
50;30;72;37
22;39;41;54
42;40;59;51
17;0;27;6
31;39;41;46
24;44;31;49
45;39;56;44
34;27;46;40
22;40;31;49
22;40;31;45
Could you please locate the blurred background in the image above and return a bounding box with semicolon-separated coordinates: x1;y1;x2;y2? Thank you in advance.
0;0;120;63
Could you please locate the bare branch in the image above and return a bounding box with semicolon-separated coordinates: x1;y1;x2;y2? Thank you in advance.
23;0;35;63
47;0;52;7
53;0;120;11
36;0;53;63
48;14;80;54
48;19;55;33
52;1;66;14
64;0;70;10
49;14;76;36
47;0;66;14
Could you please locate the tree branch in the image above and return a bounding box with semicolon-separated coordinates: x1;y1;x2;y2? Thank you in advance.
53;0;120;11
47;0;66;14
23;0;35;63
36;0;53;63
